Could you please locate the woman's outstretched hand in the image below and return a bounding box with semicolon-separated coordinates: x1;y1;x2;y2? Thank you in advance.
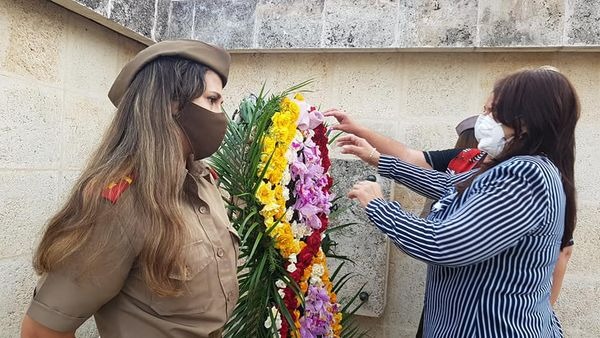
336;134;380;166
348;181;384;208
324;108;362;135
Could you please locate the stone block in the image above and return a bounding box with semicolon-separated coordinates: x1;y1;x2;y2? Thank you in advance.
554;274;600;336
556;53;600;126
62;12;125;97
574;124;600;202
322;0;397;48
59;171;81;206
74;0;110;15
0;80;62;169
403;53;481;120
62;94;114;170
568;203;600;274
399;0;477;48
0;3;9;69
478;0;564;47
0;255;38;337
328;158;392;317
226;53;334;113
565;0;600;45
164;0;194;40
1;0;67;83
392;184;428;217
153;0;172;41
399;121;457;154
355;247;428;336
328;53;402;120
0;171;60;258
193;0;258;49
110;0;155;38
77;318;100;337
478;53;559;93
256;0;325;48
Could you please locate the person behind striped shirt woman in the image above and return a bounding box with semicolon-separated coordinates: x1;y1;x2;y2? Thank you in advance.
338;67;580;337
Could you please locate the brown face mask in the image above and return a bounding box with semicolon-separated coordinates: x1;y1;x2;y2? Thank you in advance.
175;102;228;160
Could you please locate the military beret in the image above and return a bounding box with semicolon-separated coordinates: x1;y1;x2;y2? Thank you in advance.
455;115;479;136
108;39;230;107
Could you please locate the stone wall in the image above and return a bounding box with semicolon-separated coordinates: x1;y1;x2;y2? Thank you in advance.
50;0;600;50
1;0;600;337
0;0;144;336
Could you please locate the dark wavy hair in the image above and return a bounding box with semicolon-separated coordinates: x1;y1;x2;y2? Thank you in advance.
458;67;580;248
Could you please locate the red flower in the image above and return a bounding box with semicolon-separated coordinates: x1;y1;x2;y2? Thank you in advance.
306;231;322;248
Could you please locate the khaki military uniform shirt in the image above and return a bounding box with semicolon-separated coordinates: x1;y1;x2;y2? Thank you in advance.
27;161;240;338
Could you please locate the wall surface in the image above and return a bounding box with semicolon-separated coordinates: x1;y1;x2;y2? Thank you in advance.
0;0;143;336
50;0;600;50
1;1;599;337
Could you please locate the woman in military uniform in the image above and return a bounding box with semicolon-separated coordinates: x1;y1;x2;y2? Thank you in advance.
21;40;239;338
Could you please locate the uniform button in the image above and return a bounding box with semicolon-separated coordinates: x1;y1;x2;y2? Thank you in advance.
199;206;208;214
217;248;225;257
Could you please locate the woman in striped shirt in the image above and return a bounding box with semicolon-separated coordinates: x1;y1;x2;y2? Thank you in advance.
341;68;580;337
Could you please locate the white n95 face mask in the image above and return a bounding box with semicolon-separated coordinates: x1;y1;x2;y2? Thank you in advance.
474;114;509;158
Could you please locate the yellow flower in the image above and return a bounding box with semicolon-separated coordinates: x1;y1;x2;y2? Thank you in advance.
294;93;305;101
262;136;276;155
256;181;274;203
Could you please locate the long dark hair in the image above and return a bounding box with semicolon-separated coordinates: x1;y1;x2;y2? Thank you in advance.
458;67;580;248
34;57;210;296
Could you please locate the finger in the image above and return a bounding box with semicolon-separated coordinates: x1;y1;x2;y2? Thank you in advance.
336;134;356;143
323;108;345;116
336;138;358;146
341;145;365;156
323;110;345;120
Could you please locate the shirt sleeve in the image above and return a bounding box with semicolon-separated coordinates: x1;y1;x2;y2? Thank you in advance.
423;148;464;172
378;154;474;200
367;158;549;267
26;208;136;332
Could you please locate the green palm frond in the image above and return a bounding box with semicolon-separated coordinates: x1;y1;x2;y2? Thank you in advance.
212;81;366;337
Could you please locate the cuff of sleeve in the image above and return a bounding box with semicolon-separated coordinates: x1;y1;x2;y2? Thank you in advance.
366;198;388;224
377;155;396;177
27;299;87;333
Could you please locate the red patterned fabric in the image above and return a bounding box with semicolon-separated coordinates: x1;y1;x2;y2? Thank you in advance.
101;176;133;204
447;149;484;174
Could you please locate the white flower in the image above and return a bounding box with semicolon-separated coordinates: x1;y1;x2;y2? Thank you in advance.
284;206;293;222
275;279;286;289
288;253;297;264
264;307;282;331
287;263;297;273
278;288;285;298
291;221;313;239
311;264;325;277
309;276;323;286
285;148;295;162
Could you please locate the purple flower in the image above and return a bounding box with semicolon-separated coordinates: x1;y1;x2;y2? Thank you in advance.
299;286;334;337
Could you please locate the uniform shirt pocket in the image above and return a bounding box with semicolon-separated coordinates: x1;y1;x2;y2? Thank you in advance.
150;240;215;315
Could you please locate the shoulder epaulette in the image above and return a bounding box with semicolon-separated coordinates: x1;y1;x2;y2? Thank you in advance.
101;176;134;204
208;167;219;182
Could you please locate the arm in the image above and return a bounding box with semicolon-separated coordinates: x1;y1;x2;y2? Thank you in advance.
22;215;135;335
365;159;548;266
378;155;474;200
324;109;431;169
21;315;74;338
550;245;573;305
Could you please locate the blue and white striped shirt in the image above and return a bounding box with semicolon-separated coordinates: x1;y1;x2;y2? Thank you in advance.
366;155;565;337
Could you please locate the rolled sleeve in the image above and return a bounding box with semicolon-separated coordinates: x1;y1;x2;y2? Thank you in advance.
27;295;88;332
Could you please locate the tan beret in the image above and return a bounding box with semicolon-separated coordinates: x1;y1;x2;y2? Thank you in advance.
108;39;230;107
